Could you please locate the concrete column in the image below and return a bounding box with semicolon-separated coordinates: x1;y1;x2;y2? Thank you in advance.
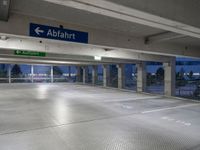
50;65;53;83
117;64;125;89
136;62;146;92
31;65;34;83
163;59;176;96
76;66;81;82
82;66;88;84
8;64;11;84
103;64;109;87
68;66;71;78
92;65;98;85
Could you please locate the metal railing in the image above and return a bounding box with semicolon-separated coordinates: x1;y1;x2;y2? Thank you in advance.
176;84;200;100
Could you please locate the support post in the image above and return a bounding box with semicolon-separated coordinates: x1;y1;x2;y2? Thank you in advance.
136;62;146;92
163;58;176;96
69;66;71;81
103;64;109;87
82;66;88;84
117;64;125;89
31;65;34;83
50;65;53;83
92;65;98;85
76;66;81;82
8;64;11;84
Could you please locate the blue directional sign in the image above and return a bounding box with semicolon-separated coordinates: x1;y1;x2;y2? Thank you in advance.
29;23;88;44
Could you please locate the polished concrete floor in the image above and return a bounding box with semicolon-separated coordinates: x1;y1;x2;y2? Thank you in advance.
0;83;200;150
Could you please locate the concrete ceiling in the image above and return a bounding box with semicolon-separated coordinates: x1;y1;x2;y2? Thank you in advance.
10;0;164;37
0;0;10;21
0;0;199;59
167;36;200;47
107;0;200;28
10;0;200;49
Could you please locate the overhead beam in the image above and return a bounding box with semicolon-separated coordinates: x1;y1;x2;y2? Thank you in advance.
0;13;199;58
145;32;187;44
43;0;200;39
0;36;172;63
0;49;140;64
0;0;10;21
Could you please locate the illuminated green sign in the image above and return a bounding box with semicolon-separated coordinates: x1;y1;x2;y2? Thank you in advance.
14;50;46;57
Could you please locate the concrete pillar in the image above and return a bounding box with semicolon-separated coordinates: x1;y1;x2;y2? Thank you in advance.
76;66;81;82
8;64;11;84
31;65;34;83
163;59;176;96
82;66;88;84
92;65;98;85
117;64;125;89
82;67;86;84
136;62;146;92
103;64;109;87
50;65;53;83
69;66;71;78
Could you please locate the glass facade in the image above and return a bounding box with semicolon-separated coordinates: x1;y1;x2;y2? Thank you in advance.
146;62;164;95
53;66;68;82
96;65;103;85
33;65;51;83
108;64;118;88
124;64;137;91
69;66;77;82
0;57;199;101
0;64;9;83
86;66;92;84
0;64;79;84
53;66;77;83
175;58;200;100
11;64;31;83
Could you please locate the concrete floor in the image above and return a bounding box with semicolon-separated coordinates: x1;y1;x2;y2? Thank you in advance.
0;83;200;150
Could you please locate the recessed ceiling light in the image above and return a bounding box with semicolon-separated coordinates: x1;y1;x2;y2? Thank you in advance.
94;56;102;61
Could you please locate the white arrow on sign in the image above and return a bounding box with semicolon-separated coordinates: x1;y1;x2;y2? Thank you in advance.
35;27;44;35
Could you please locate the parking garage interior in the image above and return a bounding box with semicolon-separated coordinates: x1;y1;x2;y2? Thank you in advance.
0;0;200;150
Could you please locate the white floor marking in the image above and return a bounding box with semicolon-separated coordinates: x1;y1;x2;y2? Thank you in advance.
121;104;133;109
103;96;162;102
142;103;199;114
161;116;192;127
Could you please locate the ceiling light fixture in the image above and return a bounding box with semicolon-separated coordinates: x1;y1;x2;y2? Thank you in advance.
94;56;102;61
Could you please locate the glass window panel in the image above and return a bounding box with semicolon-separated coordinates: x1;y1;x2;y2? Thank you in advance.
97;65;103;85
176;57;200;100
0;64;9;83
70;66;77;82
11;64;31;83
53;66;68;82
108;64;118;88
146;62;164;95
124;64;137;91
33;65;51;83
86;66;92;84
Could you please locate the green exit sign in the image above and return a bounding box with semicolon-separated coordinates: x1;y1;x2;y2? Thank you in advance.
14;50;46;57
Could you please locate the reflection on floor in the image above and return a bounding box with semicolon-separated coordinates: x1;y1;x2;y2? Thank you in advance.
0;83;200;150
